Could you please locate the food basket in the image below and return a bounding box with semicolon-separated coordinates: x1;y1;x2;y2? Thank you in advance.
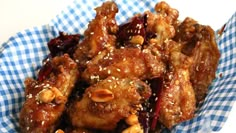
0;0;235;132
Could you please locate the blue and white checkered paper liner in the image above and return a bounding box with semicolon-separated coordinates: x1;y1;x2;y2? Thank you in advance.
0;0;235;132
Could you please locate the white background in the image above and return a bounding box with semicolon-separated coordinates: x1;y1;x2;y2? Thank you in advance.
0;0;235;132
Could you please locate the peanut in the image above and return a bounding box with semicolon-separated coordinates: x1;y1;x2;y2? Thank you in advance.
55;129;64;133
50;87;66;104
54;96;67;104
129;35;144;45
50;87;63;97
37;89;55;103
122;124;143;133
90;89;114;102
125;114;139;125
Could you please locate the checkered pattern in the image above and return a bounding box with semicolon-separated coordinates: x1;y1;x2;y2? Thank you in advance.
0;0;235;132
49;0;158;35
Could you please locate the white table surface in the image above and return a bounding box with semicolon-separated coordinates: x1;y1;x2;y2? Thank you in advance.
0;0;235;132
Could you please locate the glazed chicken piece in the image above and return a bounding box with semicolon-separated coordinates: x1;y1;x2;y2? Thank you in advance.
73;1;118;70
135;1;179;63
19;54;79;133
116;1;179;54
68;76;151;130
159;51;196;129
145;1;179;46
174;17;220;103
82;48;166;84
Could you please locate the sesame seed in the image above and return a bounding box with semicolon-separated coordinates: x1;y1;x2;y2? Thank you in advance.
137;30;140;34
142;49;149;53
114;84;117;88
45;84;50;87
102;26;106;31
116;68;121;72
103;56;109;60
86;60;90;64
129;81;134;85
34;85;39;88
164;38;169;43
116;81;120;85
168;93;173;97
155;97;158;101
75;59;79;63
196;66;199;71
90;75;100;80
99;66;103;71
150;108;153;112
140;107;143;111
88;92;91;98
165;108;169;112
107;69;111;74
27;94;33;99
111;20;115;24
109;85;113;89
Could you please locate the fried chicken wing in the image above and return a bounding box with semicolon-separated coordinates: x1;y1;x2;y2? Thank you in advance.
159;52;196;129
19;54;79;133
73;1;118;69
144;1;179;46
138;1;179;64
82;48;165;84
68;76;151;130
174;17;220;103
